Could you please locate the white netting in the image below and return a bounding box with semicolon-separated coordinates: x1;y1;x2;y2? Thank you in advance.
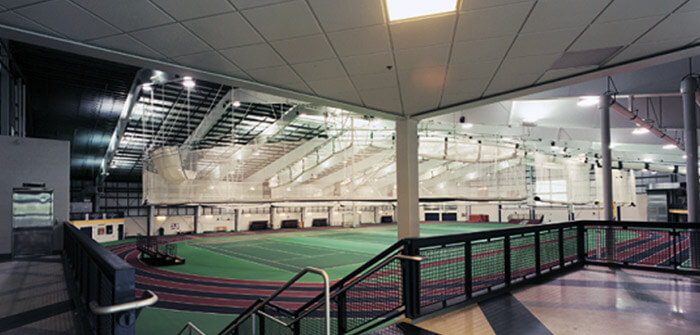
142;119;529;204
595;167;637;205
534;153;593;205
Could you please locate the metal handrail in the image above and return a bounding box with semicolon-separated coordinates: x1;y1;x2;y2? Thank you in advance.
178;322;206;335
219;267;330;335
291;253;425;322
89;290;158;315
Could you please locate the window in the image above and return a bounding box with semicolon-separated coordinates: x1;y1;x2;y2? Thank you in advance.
106;225;113;234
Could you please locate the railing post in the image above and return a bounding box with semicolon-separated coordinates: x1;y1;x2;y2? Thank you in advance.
337;289;347;335
672;228;678;270
464;241;472;298
577;223;586;263
558;228;565;267
504;235;511;285
402;239;420;319
534;231;541;275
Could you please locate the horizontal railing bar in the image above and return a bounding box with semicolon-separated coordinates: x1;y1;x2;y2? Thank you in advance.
89;290;158;315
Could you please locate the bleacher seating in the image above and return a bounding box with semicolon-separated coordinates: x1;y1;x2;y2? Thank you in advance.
136;235;185;265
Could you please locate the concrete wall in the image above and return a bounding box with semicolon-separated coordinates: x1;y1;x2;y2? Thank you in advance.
0;136;70;255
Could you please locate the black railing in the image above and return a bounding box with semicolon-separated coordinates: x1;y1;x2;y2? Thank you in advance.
63;222;138;335
223;220;700;334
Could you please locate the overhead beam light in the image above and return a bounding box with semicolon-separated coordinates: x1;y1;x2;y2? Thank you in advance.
386;0;458;21
663;144;678;150
577;96;599;107
632;127;649;135
183;76;195;89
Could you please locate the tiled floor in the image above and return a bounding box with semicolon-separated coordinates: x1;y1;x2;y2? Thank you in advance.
0;255;81;334
417;265;700;335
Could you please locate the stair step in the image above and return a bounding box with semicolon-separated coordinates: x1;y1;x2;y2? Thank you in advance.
368;322;440;335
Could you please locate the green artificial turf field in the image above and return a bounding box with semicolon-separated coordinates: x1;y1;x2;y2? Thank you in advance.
157;223;518;281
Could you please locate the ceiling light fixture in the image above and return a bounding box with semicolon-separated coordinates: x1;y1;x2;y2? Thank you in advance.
183;76;195;89
386;0;458;21
577;96;599;107
632;127;649;135
663;144;678;150
232;100;241;108
142;83;152;92
461;123;473;129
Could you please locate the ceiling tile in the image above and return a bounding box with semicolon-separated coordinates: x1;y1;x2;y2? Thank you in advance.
0;11;57;36
16;0;119;41
183;12;261;49
446;60;500;82
220;43;285;70
678;0;700;12
390;14;456;50
90;34;164;59
521;0;608;33
172;50;248;78
637;10;700;43
484;72;540;96
537;66;596;83
276;80;313;94
307;0;384;32
569;16;662;51
291;58;346;82
454;1;533;42
608;38;695;65
450;36;513;64
350;71;397;90
130;23;210;57
596;0;685;23
508;27;581;57
0;0;44;9
327;24;390;57
271;34;335;64
242;0;320;41
341;52;395;75
398;66;445;113
72;0;172;32
358;86;401;112
150;0;234;20
395;44;450;71
306;77;362;104
498;53;561;75
228;0;291;10
461;0;532;11
247;65;301;85
440;77;491;106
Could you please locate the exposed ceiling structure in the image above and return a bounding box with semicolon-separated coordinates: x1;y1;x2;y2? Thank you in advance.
0;0;700;118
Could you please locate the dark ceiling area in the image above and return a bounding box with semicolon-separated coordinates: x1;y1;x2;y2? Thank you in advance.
9;41;139;181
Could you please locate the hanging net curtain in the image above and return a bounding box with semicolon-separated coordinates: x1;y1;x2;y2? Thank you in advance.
534;153;593;205
594;167;637;205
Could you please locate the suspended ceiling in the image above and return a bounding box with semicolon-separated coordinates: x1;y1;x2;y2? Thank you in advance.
1;0;700;118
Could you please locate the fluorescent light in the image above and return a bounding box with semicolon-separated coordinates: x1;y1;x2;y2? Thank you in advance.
232;100;241;108
386;0;458;21
204;215;213;219
643;157;653;163
142;83;152;92
577;96;599;107
461;123;473;129
663;144;678;150
183;76;195;88
155;215;167;221
683;155;688;159
632;127;649;135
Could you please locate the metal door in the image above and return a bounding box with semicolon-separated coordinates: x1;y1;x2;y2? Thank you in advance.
12;186;54;257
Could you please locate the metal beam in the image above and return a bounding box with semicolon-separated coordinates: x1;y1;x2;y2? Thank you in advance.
183;88;232;147
610;101;685;151
98;69;160;183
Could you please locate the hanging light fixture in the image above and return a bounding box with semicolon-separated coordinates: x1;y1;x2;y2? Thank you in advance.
183;76;195;89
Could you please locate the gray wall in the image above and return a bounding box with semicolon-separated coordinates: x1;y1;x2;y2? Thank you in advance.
0;136;70;255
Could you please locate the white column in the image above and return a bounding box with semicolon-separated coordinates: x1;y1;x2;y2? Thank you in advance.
600;94;615;261
194;205;202;234
396;118;420;239
681;76;700;268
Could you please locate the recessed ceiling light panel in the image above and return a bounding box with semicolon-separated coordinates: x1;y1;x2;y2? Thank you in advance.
386;0;458;21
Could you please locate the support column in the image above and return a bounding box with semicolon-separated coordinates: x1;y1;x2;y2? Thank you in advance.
600;94;616;261
300;207;305;228
234;208;239;232
269;205;275;229
147;205;154;237
396;118;420;239
194;205;201;234
682;76;700;268
327;206;333;226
